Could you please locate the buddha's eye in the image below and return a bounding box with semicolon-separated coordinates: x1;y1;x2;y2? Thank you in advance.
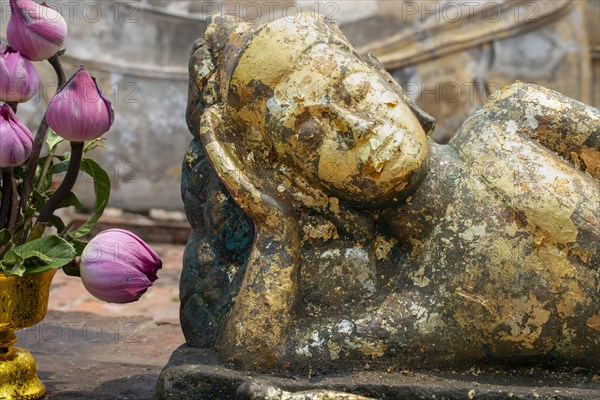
343;73;372;101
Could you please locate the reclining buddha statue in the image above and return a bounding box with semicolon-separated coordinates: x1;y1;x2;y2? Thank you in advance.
179;13;600;375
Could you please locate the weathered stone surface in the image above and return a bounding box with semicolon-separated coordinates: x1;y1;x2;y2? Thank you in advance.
165;8;600;400
179;12;599;374
157;345;600;400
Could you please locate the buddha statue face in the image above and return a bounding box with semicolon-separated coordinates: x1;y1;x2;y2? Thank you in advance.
225;14;429;206
266;44;429;205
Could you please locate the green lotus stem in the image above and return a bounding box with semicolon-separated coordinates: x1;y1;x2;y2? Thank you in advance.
17;51;66;235
0;168;13;229
8;175;18;231
36;141;84;226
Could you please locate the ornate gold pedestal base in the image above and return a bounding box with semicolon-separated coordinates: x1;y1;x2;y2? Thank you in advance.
0;269;57;400
0;347;46;400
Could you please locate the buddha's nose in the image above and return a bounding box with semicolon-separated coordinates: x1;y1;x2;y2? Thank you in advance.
327;103;374;147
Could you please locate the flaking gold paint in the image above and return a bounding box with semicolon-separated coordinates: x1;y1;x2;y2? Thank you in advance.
186;13;600;372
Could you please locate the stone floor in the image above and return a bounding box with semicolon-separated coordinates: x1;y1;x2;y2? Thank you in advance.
17;243;186;400
159;345;600;400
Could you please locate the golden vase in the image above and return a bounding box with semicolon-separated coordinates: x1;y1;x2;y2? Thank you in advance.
0;269;56;400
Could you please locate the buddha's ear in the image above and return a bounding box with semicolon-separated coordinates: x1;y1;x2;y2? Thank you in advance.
363;52;436;136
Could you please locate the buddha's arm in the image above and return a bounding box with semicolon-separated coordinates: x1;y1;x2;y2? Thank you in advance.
218;212;300;369
450;83;599;266
198;106;301;369
455;83;600;179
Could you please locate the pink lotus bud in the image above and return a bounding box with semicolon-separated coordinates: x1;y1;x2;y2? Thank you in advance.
0;47;40;103
81;229;163;304
7;0;67;61
0;104;33;167
46;66;115;142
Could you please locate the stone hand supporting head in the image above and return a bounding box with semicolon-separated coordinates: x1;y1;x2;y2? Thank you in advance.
188;13;434;369
209;13;431;208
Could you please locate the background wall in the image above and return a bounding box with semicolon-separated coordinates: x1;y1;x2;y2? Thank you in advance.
1;0;598;211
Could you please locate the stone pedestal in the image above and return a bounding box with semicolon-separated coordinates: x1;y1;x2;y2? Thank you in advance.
157;345;600;400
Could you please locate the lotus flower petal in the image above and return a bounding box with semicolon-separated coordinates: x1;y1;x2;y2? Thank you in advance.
7;0;67;61
0;47;40;103
46;66;115;142
0;104;33;167
81;229;163;303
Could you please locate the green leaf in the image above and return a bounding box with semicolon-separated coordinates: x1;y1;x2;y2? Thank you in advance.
6;249;26;264
34;166;52;193
1;235;76;275
57;191;84;210
22;195;39;220
31;190;47;208
1;262;9;276
71;239;88;256
68;158;110;239
84;138;106;153
8;250;53;264
48;215;66;233
5;249;27;276
46;129;64;151
49;160;69;175
8;262;26;276
4;249;53;277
